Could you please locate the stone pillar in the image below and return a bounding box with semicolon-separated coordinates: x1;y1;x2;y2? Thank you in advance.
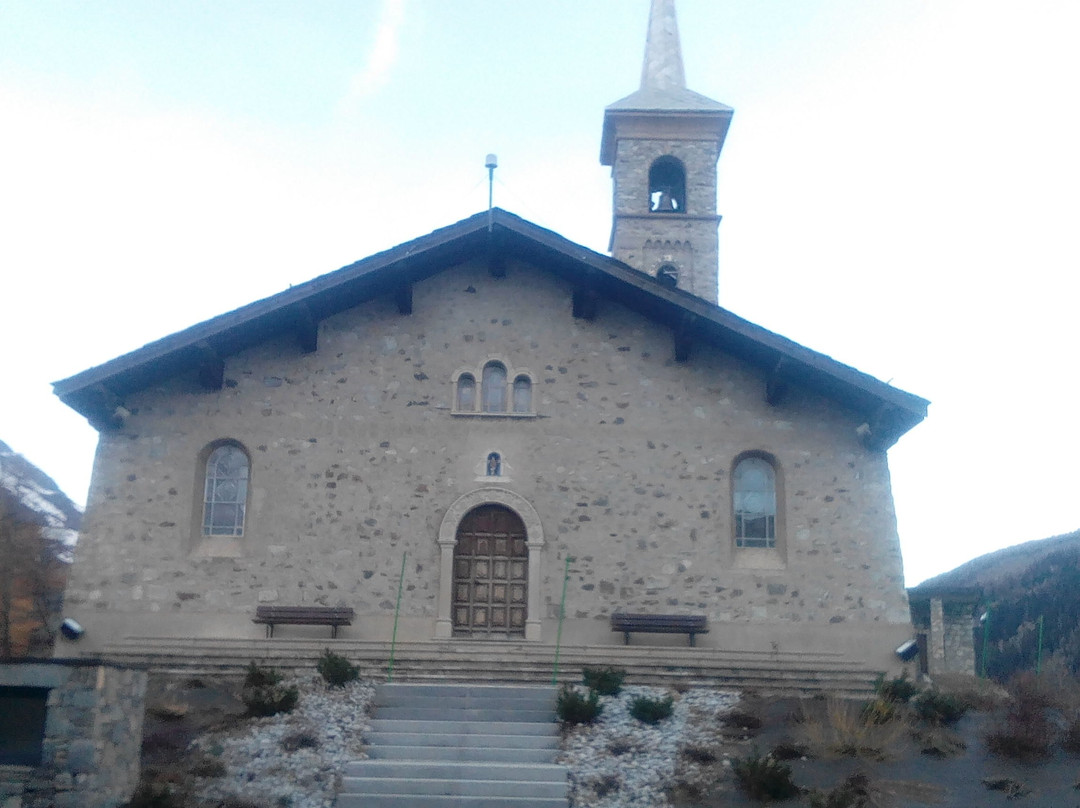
525;540;543;642
434;538;455;639
929;597;946;676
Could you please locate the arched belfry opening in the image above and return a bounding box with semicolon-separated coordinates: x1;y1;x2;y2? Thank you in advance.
649;156;686;213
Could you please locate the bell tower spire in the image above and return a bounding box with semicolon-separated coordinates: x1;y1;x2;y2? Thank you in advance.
601;0;733;304
640;0;685;92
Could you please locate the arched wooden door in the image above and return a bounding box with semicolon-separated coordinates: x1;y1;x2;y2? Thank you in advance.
452;505;528;637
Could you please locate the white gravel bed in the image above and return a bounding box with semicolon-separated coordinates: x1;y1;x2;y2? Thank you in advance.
190;676;374;808
558;684;739;808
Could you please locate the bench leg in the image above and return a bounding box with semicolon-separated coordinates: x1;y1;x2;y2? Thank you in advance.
331;625;338;639
623;631;631;645
266;624;273;639
688;633;695;648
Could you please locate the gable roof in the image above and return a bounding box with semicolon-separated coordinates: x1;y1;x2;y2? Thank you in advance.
53;208;927;448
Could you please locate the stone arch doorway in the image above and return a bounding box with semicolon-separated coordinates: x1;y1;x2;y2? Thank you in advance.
452;505;527;637
436;488;544;640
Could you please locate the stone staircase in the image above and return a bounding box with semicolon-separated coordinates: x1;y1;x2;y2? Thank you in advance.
336;682;567;808
97;637;882;697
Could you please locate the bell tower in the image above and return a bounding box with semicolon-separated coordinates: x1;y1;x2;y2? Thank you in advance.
601;0;733;304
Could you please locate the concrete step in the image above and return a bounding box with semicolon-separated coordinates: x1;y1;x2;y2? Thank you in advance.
367;731;557;749
368;744;558;763
375;706;556;722
337;682;568;808
341;777;567;798
369;719;558;736
336;796;567;808
344;760;566;782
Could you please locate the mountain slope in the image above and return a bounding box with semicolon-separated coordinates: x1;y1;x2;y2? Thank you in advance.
921;530;1080;680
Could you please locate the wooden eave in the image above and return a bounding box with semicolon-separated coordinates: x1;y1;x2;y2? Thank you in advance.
53;208;928;446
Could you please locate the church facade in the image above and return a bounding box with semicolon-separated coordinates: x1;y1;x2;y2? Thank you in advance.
54;1;927;672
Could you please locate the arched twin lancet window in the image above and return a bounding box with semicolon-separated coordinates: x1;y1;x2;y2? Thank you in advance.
733;455;776;548
455;361;532;415
203;444;249;536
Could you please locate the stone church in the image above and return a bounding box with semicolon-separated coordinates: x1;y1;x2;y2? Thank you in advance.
54;1;928;676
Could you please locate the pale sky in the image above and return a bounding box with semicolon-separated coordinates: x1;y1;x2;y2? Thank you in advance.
1;1;1077;586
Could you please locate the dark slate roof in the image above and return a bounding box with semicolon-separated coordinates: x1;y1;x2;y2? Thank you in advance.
53;208;928;447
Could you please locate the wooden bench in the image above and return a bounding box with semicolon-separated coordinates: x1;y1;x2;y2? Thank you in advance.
252;606;355;638
610;613;709;647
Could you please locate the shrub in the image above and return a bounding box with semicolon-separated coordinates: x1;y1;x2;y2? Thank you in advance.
808;773;874;808
582;666;625;696
242;682;299;718
281;728;320;752
732;749;800;802
316;648;360;688
722;709;764;732
914;690;968;725
1062;716;1080;754
629;693;674;724
874;670;918;703
681;745;718;763
556;685;602;726
189;756;227;777
124;782;186;808
244;661;282;689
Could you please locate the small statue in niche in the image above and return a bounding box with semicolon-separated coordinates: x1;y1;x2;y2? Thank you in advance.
486;452;501;476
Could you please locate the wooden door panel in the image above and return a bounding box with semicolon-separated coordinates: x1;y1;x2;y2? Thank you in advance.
452;504;528;637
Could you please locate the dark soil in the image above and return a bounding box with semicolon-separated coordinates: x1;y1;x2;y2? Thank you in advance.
672;687;1080;808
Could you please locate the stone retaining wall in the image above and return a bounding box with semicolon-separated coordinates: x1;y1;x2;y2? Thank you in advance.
0;660;146;808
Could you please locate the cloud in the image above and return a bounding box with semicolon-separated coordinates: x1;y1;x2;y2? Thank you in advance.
346;0;406;101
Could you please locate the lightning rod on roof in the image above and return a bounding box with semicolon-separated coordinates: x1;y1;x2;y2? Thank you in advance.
486;153;498;231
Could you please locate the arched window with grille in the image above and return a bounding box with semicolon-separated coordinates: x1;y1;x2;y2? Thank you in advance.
482;362;507;413
202;444;249;537
733;455;776;548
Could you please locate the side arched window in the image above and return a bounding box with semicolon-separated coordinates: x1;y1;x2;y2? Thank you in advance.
203;444;249;536
457;374;476;412
649;156;686;213
512;375;532;413
482;362;507;413
733;456;776;548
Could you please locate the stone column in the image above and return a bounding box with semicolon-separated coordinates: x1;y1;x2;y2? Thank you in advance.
434;538;455;639
525;540;543;641
929;597;946;675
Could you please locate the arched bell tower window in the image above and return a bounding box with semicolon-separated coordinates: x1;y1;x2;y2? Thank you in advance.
657;264;679;288
649;156;686;213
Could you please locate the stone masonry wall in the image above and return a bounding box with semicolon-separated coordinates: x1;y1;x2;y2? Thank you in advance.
0;661;146;808
943;604;976;675
63;258;911;660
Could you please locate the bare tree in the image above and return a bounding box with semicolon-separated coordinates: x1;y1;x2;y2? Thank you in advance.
0;490;67;658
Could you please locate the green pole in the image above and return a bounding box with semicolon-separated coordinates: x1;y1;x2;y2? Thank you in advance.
388;551;407;682
552;555;572;686
980;606;991;679
1036;615;1044;675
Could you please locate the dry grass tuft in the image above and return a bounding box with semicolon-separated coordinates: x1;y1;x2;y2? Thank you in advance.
797;697;909;761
